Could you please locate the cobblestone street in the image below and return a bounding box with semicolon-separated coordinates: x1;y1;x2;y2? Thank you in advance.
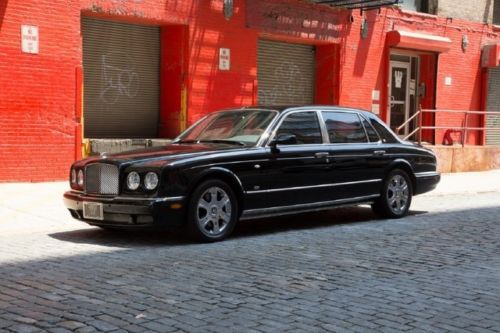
1;174;500;332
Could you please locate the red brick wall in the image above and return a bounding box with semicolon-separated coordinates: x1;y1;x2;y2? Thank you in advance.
185;0;257;123
0;0;80;182
159;25;188;138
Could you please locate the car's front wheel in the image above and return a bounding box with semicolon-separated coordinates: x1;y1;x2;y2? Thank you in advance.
372;169;413;218
187;179;238;242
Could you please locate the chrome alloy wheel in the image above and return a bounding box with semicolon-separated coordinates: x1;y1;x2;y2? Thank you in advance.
196;186;232;236
386;174;410;215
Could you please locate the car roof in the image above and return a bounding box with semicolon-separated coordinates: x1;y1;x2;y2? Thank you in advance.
236;105;372;115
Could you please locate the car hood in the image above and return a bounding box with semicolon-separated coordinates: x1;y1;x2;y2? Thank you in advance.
76;143;246;168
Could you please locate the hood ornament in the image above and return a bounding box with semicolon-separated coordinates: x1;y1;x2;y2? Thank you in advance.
100;152;108;159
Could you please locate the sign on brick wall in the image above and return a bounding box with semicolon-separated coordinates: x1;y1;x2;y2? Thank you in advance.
21;25;39;54
219;48;230;71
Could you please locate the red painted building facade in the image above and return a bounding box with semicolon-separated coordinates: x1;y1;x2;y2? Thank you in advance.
0;0;499;182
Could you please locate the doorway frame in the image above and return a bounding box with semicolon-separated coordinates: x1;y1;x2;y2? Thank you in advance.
388;60;411;136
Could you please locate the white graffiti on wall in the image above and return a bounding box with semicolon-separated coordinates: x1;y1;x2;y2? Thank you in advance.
100;54;139;104
260;61;306;105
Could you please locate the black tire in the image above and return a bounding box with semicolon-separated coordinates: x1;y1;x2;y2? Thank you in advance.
372;169;413;219
187;179;238;242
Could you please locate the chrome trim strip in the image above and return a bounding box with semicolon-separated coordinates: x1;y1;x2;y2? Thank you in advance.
113;196;186;203
240;194;380;220
316;110;330;144
415;171;440;178
246;179;382;194
256;110;282;147
156;196;186;202
191;158;269;169
274;155;317;160
330;154;373;158
67;191;185;203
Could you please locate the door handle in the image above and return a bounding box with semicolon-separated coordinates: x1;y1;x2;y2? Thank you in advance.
373;150;386;156
315;152;329;158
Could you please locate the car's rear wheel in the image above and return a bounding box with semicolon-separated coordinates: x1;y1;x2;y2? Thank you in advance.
372;169;412;218
187;179;238;242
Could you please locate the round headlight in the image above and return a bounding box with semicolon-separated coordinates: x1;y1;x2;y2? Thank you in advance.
127;172;141;191
144;172;159;190
71;169;77;184
77;170;84;187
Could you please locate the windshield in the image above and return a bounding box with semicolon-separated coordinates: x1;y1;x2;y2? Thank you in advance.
175;110;278;146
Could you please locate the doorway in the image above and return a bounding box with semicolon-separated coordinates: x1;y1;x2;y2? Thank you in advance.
82;17;160;138
257;40;315;105
388;54;420;139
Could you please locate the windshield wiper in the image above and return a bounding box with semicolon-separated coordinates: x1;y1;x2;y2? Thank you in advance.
198;139;246;146
175;139;198;144
175;139;246;146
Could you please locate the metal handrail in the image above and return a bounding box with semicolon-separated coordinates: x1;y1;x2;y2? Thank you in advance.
395;111;420;134
395;106;500;146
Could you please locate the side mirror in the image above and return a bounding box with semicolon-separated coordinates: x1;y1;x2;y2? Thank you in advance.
270;133;297;152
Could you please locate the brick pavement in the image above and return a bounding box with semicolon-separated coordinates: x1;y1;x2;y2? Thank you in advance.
0;174;500;332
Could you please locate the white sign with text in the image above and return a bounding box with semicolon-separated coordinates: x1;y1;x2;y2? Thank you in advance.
21;25;39;54
219;48;230;71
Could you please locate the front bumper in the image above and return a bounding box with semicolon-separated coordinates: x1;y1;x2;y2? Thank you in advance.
63;191;186;228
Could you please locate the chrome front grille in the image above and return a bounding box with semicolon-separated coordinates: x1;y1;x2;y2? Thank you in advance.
85;163;119;195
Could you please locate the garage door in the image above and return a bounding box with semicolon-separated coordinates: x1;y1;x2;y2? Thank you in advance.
487;67;500;145
82;17;160;138
257;40;315;105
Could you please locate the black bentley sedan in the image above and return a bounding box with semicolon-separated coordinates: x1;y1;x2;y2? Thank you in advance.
64;106;440;241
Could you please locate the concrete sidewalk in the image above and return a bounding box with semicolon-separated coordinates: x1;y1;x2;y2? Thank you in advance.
0;170;499;235
424;169;500;196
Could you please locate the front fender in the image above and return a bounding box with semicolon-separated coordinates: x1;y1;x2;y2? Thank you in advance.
186;166;245;199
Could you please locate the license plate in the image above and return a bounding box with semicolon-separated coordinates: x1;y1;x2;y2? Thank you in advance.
83;202;104;220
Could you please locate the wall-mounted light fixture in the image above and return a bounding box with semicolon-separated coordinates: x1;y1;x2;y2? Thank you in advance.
224;0;233;20
462;34;469;52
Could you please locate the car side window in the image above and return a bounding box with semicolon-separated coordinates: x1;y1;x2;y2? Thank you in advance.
322;112;368;143
370;118;399;143
361;118;381;142
276;112;323;144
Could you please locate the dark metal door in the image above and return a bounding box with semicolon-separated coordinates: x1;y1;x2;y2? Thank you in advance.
257;40;315;105
82;17;160;138
389;61;411;136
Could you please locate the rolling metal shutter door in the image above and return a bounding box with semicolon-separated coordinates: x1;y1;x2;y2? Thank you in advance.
258;40;315;105
487;67;500;145
82;18;160;138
